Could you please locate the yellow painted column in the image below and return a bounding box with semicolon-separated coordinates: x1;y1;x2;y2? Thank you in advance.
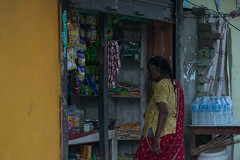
0;0;60;160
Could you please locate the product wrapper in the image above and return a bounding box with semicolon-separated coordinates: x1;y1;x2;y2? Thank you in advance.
80;145;92;159
79;14;85;25
68;23;79;47
67;11;79;47
86;15;96;26
78;52;86;67
67;47;77;71
79;38;86;52
77;67;85;82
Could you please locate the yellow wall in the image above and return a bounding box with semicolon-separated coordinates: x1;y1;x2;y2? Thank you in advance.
0;0;60;160
189;0;240;159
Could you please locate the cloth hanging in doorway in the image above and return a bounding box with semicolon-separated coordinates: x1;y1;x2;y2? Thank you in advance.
108;40;121;88
202;16;231;97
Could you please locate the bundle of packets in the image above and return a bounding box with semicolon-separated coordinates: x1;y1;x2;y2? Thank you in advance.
68;153;81;160
73;66;99;96
80;145;92;160
117;122;141;139
109;82;140;96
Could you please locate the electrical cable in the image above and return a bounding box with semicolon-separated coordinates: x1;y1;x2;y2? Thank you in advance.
184;0;227;16
184;0;240;32
215;2;240;32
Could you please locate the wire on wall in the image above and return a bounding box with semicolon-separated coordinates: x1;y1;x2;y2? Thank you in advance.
214;0;240;32
184;0;240;32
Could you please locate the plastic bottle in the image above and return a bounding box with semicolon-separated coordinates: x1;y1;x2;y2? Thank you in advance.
213;97;223;125
198;97;212;125
68;105;80;134
230;98;234;123
220;97;227;124
92;148;97;160
199;97;206;125
224;96;233;123
207;97;214;125
192;98;199;125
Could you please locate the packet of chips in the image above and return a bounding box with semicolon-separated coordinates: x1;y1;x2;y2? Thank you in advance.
79;38;86;52
78;52;85;67
86;15;96;26
78;67;85;82
67;47;77;71
79;14;85;25
68;22;79;47
80;27;86;38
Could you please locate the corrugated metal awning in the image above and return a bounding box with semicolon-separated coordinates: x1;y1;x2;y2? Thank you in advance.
67;0;175;23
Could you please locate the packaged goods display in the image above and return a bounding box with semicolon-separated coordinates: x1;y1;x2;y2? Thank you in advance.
67;10;100;96
192;96;233;126
109;82;140;97
67;10;143;158
119;41;141;61
69;145;100;160
68;153;81;160
68;105;84;134
117;122;141;139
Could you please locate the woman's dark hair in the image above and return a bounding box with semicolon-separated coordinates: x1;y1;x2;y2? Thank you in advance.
148;56;175;87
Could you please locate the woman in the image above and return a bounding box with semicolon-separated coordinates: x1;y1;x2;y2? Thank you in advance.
135;56;185;160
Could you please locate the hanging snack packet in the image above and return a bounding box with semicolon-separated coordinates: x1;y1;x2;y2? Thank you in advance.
67;47;77;71
68;23;79;47
78;67;85;82
86;28;92;40
78;52;85;67
85;85;94;96
90;26;97;41
79;38;86;52
79;14;85;25
90;45;98;62
80;27;86;38
86;15;96;26
107;18;113;39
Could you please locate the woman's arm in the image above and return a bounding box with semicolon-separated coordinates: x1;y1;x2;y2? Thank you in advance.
153;102;169;154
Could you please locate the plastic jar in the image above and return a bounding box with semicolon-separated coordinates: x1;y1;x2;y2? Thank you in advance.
68;105;80;134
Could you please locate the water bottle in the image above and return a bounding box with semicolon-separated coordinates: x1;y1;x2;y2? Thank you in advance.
230;98;234;123
213;97;223;125
204;97;212;125
207;97;214;125
192;98;200;125
68;105;80;134
199;97;211;125
224;96;233;123
220;97;227;124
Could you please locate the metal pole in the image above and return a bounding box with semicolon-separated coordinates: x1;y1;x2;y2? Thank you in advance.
99;13;109;160
175;0;183;83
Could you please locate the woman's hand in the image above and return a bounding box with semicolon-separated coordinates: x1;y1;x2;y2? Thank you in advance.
153;136;161;155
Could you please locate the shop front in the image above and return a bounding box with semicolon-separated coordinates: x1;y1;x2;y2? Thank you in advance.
59;0;180;159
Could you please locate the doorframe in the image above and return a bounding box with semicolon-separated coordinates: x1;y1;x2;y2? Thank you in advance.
59;0;69;159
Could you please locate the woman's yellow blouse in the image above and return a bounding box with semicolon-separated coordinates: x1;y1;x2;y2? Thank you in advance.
142;78;177;137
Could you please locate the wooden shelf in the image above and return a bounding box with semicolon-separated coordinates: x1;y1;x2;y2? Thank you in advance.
117;137;140;141
68;129;116;145
71;94;98;97
68;129;118;160
109;95;140;99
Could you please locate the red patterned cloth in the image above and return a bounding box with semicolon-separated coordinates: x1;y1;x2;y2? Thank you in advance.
135;80;185;160
108;40;121;88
